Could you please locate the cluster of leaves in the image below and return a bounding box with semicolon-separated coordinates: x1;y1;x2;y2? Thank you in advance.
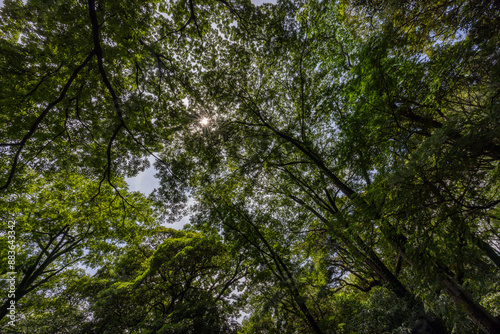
1;0;499;333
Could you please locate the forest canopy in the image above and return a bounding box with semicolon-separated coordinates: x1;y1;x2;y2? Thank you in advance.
1;0;499;333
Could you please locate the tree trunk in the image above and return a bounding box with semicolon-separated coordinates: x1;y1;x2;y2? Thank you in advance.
266;124;497;334
443;279;500;334
342;233;449;334
472;234;500;270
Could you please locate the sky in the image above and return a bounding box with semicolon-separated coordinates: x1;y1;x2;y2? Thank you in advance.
125;156;159;195
125;157;192;230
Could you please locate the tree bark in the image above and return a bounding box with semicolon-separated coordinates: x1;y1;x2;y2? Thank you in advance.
472;234;500;270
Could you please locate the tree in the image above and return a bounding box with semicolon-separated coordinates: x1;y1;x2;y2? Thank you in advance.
15;228;244;334
2;0;499;333
0;169;156;326
152;0;499;332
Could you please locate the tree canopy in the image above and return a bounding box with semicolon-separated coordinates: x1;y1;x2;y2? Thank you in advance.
1;0;499;333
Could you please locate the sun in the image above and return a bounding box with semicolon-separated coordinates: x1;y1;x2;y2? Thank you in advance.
200;117;209;126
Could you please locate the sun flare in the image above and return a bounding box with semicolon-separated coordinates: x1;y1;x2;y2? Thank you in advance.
200;117;209;126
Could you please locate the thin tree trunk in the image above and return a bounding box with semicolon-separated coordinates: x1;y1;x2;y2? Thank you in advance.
381;221;500;334
471;234;500;270
220;204;325;334
292;197;448;334
252;119;498;333
443;279;500;334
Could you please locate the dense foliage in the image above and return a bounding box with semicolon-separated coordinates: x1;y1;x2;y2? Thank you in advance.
1;0;499;333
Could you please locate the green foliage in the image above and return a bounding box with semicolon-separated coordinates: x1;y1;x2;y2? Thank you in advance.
45;229;239;333
1;0;500;333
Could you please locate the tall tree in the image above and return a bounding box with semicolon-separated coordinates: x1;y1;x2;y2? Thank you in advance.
0;169;156;325
2;0;499;333
153;0;499;332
